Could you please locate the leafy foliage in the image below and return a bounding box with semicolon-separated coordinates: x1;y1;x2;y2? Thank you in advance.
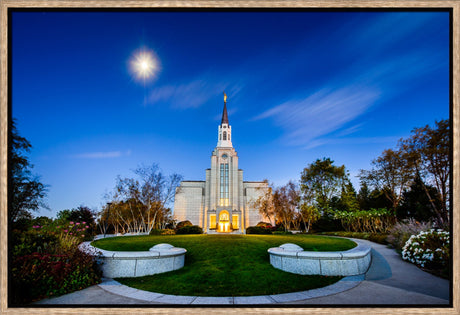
334;208;395;233
272;181;299;231
11;250;101;304
357;185;393;211
246;226;273;234
397;176;441;222
9;120;47;223
359;119;450;228
10;221;101;304
399;119;450;227
300;158;347;215
149;228;163;235
252;180;320;233
330;181;359;212
359;148;413;211
56;206;97;236
298;204;320;232
175;220;193;230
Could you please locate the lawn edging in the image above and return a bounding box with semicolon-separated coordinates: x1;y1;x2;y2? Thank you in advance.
268;239;371;276
97;274;364;304
79;242;186;278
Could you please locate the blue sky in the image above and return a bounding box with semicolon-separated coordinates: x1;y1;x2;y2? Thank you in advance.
11;10;450;218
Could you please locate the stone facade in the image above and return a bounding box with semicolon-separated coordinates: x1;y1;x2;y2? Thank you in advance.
173;97;268;233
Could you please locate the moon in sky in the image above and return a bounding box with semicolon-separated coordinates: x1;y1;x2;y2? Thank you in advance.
129;48;160;82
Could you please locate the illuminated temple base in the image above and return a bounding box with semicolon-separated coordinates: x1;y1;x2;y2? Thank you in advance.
173;96;270;233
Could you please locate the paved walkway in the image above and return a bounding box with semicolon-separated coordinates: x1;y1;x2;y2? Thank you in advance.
34;238;450;306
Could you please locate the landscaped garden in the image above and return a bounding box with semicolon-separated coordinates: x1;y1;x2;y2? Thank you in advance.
8;117;450;303
92;234;356;296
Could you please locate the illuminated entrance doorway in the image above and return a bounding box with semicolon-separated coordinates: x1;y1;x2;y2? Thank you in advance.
218;210;231;232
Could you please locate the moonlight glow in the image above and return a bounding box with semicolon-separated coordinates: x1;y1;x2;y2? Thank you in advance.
130;49;160;82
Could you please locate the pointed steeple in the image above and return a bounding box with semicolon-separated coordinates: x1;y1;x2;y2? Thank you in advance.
217;92;232;148
221;92;229;125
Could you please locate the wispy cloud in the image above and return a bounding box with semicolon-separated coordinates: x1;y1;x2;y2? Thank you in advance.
254;85;380;147
336;124;363;137
305;136;401;150
350;12;440;56
251;12;445;149
71;150;131;159
147;80;214;109
146;78;244;109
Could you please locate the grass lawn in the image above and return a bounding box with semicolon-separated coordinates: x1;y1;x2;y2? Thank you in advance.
92;234;356;296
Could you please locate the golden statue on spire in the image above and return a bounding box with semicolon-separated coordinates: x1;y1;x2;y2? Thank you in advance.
223;91;227;103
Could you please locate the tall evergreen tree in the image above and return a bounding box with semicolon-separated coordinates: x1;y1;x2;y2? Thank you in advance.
357;181;371;210
397;175;441;222
9;120;47;223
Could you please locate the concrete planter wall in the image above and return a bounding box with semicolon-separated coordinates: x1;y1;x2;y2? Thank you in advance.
79;242;187;278
268;241;371;276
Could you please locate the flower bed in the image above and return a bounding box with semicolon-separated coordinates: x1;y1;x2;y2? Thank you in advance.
402;229;449;270
10;221;101;304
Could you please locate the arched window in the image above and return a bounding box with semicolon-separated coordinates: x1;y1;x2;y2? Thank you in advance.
223;131;227;140
220;163;229;206
228;133;230;140
219;133;221;140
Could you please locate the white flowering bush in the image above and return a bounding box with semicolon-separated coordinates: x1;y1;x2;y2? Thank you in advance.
402;229;449;269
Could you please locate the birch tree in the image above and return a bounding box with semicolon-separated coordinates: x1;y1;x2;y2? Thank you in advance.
101;164;182;234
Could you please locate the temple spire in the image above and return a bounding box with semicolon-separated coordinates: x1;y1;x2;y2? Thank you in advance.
217;92;232;148
221;91;229;125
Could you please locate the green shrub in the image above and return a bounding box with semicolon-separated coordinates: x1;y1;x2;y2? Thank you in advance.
11;248;101;304
176;220;193;230
246;226;272;234
11;228;58;257
161;229;175;235
176;225;203;235
368;233;389;244
149;228;162;235
311;218;343;232
320;231;389;245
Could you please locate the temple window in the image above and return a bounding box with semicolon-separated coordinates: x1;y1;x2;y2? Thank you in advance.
220;163;229;206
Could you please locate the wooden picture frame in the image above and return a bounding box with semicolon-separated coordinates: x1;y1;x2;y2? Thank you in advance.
1;1;458;314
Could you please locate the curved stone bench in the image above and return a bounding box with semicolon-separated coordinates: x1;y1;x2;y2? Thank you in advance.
268;240;371;276
79;242;187;278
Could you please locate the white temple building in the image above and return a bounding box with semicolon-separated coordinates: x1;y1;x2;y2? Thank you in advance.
173;93;268;233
